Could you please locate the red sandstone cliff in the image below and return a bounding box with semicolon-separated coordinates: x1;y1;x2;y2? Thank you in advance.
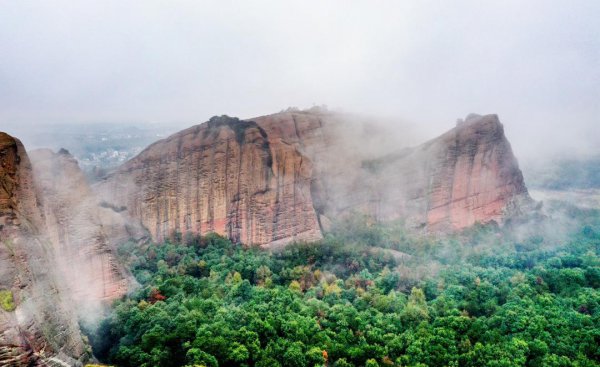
0;133;86;366
348;113;531;230
0;132;138;366
425;114;530;228
95;116;322;247
96;111;531;246
29;149;133;306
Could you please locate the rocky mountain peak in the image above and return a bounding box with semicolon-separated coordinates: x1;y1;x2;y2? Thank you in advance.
0;133;86;366
96;110;532;246
1;133;135;366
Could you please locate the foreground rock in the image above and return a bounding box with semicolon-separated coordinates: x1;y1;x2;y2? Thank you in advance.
29;149;137;316
97;110;531;246
0;133;86;366
0;132;141;366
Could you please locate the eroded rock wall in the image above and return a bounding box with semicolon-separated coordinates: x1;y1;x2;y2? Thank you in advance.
347;114;531;230
97;111;531;246
0;133;86;366
29;149;133;310
96;116;322;246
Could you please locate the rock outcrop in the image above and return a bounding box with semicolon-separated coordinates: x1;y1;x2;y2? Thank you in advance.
0;133;86;366
0;132;140;366
29;149;134;313
97;110;531;246
343;113;531;230
95;116;322;247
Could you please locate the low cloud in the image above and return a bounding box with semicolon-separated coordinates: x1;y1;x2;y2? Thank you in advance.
0;1;598;161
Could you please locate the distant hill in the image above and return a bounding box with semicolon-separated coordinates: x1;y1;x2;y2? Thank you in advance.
524;156;600;190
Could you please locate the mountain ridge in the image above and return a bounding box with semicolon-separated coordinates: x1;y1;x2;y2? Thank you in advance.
95;110;531;246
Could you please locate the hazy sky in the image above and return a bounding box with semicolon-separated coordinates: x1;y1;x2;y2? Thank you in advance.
1;1;598;159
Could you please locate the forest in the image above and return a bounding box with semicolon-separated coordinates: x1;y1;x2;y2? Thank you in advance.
89;205;600;367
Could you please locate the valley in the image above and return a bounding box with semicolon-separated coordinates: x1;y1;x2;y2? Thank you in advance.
2;2;598;365
1;110;598;366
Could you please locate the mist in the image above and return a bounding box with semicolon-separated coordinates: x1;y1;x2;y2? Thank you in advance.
1;0;599;164
2;3;600;366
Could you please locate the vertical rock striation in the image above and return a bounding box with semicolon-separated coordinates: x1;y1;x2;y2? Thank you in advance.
97;111;531;247
0;133;86;366
424;114;530;229
29;149;133;311
95;116;322;246
352;113;531;229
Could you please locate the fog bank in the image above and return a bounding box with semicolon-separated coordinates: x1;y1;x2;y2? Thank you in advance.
1;1;598;161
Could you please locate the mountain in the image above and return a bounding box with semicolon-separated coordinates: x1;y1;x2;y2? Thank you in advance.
96;110;531;246
0;110;533;364
0;133;139;366
0;133;86;366
351;113;531;230
29;149;137;312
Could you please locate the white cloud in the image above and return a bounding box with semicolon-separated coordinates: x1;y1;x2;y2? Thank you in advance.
0;0;598;158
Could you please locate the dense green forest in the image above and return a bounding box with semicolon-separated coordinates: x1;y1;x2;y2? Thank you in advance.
90;208;600;367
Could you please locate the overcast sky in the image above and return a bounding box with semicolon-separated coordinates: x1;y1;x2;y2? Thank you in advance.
1;1;598;159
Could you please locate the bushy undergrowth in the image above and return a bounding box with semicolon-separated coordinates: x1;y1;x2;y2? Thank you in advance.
0;289;15;312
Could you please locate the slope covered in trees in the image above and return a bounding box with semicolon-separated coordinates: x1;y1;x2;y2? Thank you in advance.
91;209;600;367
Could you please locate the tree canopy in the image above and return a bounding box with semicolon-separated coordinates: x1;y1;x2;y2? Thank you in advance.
91;209;600;367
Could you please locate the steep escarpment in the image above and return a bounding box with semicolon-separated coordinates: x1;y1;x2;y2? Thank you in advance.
0;133;86;366
253;111;531;231
426;114;530;228
96;115;321;246
350;114;531;229
29;149;134;313
97;110;531;246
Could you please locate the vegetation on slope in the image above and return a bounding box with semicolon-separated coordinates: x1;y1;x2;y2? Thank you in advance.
0;290;15;312
91;211;600;367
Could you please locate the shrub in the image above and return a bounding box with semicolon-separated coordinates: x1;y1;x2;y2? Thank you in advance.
0;290;15;312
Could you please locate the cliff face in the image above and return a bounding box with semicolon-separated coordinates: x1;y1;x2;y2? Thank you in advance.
95;116;322;246
0;132;138;366
423;114;530;229
29;149;133;311
97;111;531;246
0;133;86;366
345;113;531;230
